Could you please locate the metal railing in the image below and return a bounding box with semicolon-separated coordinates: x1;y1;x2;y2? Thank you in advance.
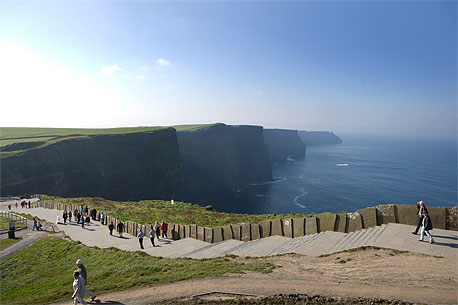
0;211;28;233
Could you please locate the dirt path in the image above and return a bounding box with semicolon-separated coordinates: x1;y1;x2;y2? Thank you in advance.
53;248;458;305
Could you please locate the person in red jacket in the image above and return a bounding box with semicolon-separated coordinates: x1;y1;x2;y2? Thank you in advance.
161;221;168;239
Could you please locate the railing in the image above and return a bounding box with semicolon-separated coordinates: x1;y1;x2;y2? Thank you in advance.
0;211;28;233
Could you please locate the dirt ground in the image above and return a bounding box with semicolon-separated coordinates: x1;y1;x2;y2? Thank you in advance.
54;248;458;305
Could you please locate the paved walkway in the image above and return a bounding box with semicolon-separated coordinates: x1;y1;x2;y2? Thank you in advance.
1;200;457;259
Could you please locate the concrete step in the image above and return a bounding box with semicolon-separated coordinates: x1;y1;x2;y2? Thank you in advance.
326;230;357;253
348;226;378;248
225;235;291;257
266;232;322;256
295;231;347;256
181;239;244;259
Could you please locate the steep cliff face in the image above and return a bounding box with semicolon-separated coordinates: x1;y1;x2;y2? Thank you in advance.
298;131;343;146
1;128;185;201
263;129;306;162
177;124;273;201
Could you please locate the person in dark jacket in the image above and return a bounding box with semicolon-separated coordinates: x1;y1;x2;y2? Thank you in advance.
117;222;124;237
412;201;428;235
108;222;114;235
419;211;434;244
75;259;96;301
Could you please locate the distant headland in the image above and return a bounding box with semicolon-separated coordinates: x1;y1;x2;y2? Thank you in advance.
0;124;342;204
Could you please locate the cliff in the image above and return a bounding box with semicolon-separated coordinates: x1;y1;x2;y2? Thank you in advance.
177;124;273;202
263;129;306;162
0;128;185;201
298;131;343;146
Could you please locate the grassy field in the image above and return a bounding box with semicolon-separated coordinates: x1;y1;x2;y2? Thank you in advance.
42;196;311;227
172;123;216;132
0;126;169;158
0;237;22;251
0;237;274;305
0;125;214;158
0;216;27;231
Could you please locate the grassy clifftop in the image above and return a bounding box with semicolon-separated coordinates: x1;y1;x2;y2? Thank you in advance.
42;196;310;227
0;237;274;305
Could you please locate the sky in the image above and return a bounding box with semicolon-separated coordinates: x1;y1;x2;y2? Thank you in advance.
1;0;456;139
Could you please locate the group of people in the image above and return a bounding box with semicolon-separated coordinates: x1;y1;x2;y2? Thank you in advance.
32;218;42;231
412;201;435;244
137;221;168;249
8;201;31;210
72;259;96;305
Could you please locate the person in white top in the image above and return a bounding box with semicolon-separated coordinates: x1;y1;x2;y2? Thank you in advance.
137;230;144;249
72;271;87;305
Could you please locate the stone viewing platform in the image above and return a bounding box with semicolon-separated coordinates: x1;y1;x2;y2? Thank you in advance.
1;199;457;260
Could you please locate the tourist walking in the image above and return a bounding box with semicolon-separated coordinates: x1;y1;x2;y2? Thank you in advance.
137;230;145;249
155;221;161;240
161;221;168;238
71;270;87;305
101;213;105;225
117;222;124;237
15;202;18;209
37;219;42;231
412;201;428;235
79;205;83;217
75;259;96;301
419;211;435;244
69;211;72;222
32;218;38;231
108;222;114;235
63;210;68;224
8;204;11;210
81;216;84;228
149;225;156;247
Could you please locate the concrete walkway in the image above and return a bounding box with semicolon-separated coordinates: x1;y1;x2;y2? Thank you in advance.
1;200;457;259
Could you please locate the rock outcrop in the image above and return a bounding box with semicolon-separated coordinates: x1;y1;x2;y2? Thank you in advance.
263;129;306;162
298;131;342;146
177;124;272;202
1;129;185;201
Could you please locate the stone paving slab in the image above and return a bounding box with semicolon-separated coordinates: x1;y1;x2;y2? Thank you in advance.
1;201;456;260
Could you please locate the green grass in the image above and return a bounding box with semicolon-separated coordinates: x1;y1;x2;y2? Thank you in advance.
0;237;275;305
8;212;39;221
0;217;27;231
0;126;168;158
41;196;311;227
0;237;22;251
0;126;167;140
172;123;217;132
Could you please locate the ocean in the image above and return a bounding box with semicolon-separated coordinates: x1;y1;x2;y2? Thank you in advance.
213;135;457;214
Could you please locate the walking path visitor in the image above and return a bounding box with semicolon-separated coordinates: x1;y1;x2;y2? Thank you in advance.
1;199;457;259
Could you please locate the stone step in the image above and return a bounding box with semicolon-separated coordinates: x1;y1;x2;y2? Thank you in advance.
326;230;358;253
182;239;244;259
266;232;322;256
368;224;388;244
226;235;291;257
348;226;378;248
294;231;347;256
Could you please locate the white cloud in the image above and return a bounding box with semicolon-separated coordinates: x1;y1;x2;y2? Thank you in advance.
157;58;171;66
141;64;151;71
101;64;121;75
136;74;145;80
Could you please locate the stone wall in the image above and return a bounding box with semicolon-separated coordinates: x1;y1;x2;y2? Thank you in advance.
33;201;455;243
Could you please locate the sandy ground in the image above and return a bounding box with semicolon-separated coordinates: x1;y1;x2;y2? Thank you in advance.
54;248;458;305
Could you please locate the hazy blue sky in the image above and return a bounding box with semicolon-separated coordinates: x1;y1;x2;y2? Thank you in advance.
1;1;456;139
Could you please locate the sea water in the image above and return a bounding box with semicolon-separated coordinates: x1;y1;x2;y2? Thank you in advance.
213;135;457;214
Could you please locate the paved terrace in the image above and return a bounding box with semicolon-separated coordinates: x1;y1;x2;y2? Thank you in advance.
1;199;457;259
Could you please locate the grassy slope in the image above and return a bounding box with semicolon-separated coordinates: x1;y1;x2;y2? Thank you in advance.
0;237;22;251
0;127;168;158
43;196;311;227
0;237;274;305
0;216;27;230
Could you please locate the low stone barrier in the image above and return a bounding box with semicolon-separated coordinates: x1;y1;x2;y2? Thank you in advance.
32;200;456;244
316;212;336;232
